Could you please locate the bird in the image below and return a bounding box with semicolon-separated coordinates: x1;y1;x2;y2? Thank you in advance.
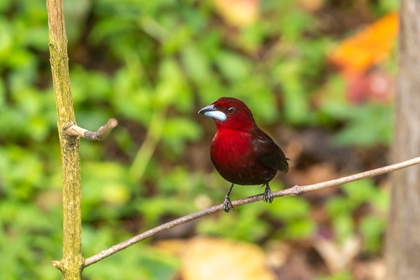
198;97;289;212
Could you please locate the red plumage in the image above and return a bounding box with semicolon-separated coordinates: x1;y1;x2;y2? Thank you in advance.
199;97;288;212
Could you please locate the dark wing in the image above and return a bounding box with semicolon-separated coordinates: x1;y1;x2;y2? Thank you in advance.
251;129;289;173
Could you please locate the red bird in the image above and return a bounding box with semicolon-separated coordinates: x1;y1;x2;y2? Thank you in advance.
199;97;288;212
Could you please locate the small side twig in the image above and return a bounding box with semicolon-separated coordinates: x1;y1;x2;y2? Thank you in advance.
66;118;118;140
83;155;420;268
52;260;62;270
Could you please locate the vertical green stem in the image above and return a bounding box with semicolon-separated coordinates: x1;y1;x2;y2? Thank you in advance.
129;108;166;182
46;0;83;279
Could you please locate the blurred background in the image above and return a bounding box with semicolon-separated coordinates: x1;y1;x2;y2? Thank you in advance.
0;0;398;279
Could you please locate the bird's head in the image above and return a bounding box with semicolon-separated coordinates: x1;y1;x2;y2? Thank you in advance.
198;97;256;131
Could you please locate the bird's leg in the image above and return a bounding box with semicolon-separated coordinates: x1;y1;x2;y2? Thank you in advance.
223;183;235;213
263;183;274;203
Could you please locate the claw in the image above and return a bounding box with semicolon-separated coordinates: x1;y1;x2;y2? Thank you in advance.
223;196;234;212
223;183;235;213
263;184;274;203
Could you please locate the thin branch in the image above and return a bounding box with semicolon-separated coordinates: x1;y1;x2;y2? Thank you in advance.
66;118;118;140
83;155;420;267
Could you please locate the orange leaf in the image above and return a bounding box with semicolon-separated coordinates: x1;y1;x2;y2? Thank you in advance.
330;12;398;75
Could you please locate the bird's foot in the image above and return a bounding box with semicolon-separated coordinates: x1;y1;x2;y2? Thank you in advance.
223;196;234;213
263;185;274;203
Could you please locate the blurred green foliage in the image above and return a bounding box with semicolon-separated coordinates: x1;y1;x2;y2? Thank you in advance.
327;179;389;253
317;271;353;280
0;0;396;279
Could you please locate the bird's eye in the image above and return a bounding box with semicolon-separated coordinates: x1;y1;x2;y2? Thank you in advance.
227;107;235;114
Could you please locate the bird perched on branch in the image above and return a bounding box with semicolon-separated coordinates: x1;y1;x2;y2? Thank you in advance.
199;97;289;212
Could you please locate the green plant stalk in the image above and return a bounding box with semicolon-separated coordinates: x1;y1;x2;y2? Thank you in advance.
129;108;166;182
47;0;83;279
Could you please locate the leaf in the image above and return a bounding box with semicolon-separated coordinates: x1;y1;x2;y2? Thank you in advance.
215;52;251;82
181;45;211;83
360;216;385;254
267;196;311;220
330;12;398;75
162;118;202;156
326;197;355;218
342;179;377;204
274;61;311;124
181;238;275;280
214;0;258;27
284;218;316;239
278;9;315;42
334;104;393;147
333;215;354;244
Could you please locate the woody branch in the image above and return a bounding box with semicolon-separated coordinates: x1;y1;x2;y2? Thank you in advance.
83;155;420;267
66;118;118;140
